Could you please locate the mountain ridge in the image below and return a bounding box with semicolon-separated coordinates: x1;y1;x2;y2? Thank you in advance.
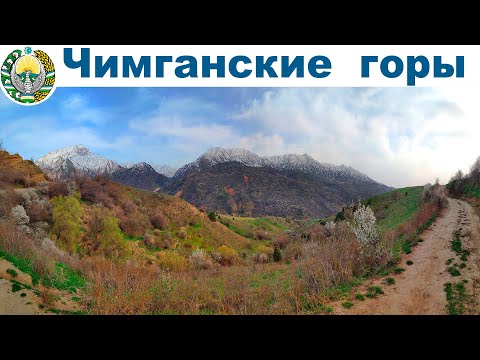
35;145;393;218
174;147;378;183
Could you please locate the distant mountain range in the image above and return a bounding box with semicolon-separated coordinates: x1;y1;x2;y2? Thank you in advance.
36;145;393;218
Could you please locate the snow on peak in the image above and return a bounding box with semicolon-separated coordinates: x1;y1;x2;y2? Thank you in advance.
151;164;177;178
174;147;375;183
129;162;156;173
36;145;121;175
123;163;177;177
200;147;269;167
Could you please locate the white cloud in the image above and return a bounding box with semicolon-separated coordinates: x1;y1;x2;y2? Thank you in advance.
229;88;480;187
1;116;133;160
62;94;110;125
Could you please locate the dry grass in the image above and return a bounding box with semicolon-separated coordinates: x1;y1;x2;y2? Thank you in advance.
295;222;360;294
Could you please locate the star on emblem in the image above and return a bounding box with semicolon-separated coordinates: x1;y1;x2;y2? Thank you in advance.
24;47;32;55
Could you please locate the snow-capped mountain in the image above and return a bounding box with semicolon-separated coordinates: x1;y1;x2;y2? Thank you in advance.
112;162;168;191
175;147;376;183
124;162;155;173
267;154;374;183
122;163;177;178
151;164;177;178
35;145;392;218
174;147;269;178
36;145;122;177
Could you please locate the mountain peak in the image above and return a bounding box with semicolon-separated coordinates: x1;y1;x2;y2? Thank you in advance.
36;145;121;178
130;162;155;172
174;147;376;183
173;147;269;177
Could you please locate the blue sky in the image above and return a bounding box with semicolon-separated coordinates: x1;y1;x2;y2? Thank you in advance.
0;87;477;187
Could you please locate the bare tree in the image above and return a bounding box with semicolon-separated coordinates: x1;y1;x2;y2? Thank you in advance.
0;138;4;151
470;156;480;176
450;169;464;182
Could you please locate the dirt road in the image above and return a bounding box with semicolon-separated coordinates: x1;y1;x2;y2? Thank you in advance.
0;260;40;315
334;197;480;315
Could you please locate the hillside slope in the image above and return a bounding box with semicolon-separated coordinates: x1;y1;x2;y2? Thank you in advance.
0;150;46;185
166;161;391;218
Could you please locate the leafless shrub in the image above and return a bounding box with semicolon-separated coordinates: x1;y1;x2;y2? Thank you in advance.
189;249;213;270
296;223;360;293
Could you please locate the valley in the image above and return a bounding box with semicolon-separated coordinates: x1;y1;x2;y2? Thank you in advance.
36;145;392;218
2;148;480;315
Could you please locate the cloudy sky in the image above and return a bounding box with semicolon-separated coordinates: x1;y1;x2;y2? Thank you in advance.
0;87;478;188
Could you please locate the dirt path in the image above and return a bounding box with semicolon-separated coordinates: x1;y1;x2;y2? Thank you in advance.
0;260;41;315
0;279;39;315
0;258;83;315
333;197;480;315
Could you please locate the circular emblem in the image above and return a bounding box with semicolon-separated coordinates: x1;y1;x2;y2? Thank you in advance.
1;47;56;105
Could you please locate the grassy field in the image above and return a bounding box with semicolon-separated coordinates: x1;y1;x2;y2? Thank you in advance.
219;216;294;240
364;186;424;231
0;250;85;293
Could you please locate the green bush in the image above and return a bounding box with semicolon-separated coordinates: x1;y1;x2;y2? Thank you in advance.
208;211;218;222
51;193;84;254
273;247;282;262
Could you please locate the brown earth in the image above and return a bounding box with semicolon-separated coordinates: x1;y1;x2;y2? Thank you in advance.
0;259;83;315
332;197;480;315
0;150;46;184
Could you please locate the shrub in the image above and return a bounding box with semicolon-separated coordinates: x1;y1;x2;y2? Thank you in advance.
151;212;168;230
208;211;217;222
257;245;273;258
6;268;18;278
335;210;345;222
349;203;380;255
51;194;84;254
307;224;327;242
251;252;269;264
0;187;21;219
406;260;413;266
87;205;128;259
355;293;365;301
178;227;187;239
273;247;282;262
189;249;213;270
15;188;40;206
143;233;156;247
297;235;359;294
385;277;395;285
11;205;29;226
342;301;354;309
48;181;69;198
121;211;152;237
284;242;303;261
324;221;336;237
254;229;269;240
367;286;384;295
26;200;51;223
272;234;290;249
156;251;188;271
447;267;461;276
216;245;239;266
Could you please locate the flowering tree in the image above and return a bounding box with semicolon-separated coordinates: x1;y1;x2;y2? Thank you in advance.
11;205;29;226
349;203;380;254
324;221;336;237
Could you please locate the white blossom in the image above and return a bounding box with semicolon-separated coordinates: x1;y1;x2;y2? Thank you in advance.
349;203;380;253
11;205;29;226
189;249;213;270
324;221;336;236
